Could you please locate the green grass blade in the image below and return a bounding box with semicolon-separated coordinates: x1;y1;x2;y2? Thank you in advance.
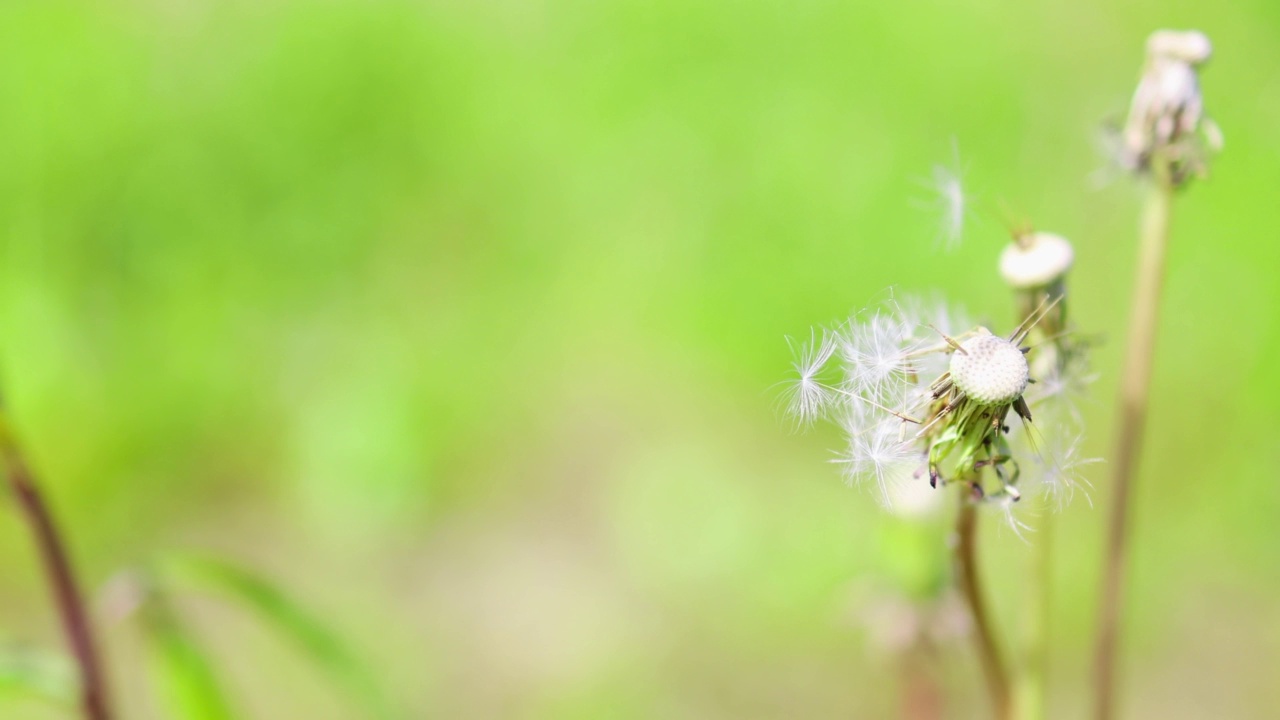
142;597;236;720
161;554;399;720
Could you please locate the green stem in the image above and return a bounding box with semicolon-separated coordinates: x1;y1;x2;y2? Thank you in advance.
1016;512;1052;720
1092;173;1174;720
955;498;1012;720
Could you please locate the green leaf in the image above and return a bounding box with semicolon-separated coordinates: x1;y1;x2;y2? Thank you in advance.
143;597;236;720
160;554;399;720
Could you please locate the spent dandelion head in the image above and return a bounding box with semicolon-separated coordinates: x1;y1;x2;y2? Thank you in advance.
1119;29;1220;185
784;294;1068;508
999;231;1074;293
1000;229;1074;335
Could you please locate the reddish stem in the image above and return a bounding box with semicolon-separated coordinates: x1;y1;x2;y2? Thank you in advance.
1;416;111;720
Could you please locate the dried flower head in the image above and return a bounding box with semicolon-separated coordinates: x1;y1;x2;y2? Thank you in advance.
783;295;1066;509
999;232;1074;291
1120;29;1220;184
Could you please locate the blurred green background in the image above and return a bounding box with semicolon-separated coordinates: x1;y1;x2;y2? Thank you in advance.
0;0;1278;717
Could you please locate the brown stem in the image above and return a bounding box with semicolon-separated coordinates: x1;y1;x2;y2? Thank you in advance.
955;498;1012;720
1093;174;1174;720
0;412;111;720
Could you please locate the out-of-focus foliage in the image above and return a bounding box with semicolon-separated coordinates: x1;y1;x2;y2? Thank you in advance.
0;649;73;708
0;0;1277;717
158;555;400;720
143;596;236;720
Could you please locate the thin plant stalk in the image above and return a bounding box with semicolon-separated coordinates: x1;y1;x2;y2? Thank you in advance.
1093;170;1174;720
955;497;1012;720
0;408;111;720
1016;513;1052;720
1010;279;1066;720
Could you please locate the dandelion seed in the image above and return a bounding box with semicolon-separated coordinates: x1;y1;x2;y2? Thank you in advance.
1026;351;1097;424
782;329;837;427
1034;430;1101;510
839;309;917;402
994;495;1035;542
835;415;920;503
919;141;972;251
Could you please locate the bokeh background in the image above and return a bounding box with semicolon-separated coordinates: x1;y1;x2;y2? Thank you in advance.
0;0;1278;717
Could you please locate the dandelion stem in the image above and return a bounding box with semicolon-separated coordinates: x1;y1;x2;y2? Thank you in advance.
1093;171;1174;720
1016;513;1052;720
0;407;111;720
955;497;1012;720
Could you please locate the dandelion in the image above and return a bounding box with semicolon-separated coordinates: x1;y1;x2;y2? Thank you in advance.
994;226;1097;720
784;239;1096;720
1119;29;1220;184
784;295;1063;506
997;228;1097;507
1096;32;1220;718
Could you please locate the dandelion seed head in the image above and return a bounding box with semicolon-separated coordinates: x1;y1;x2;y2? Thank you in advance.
785;291;1069;512
948;329;1030;406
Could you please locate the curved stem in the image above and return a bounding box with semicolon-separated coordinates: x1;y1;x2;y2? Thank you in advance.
0;410;111;720
955;498;1012;720
1093;175;1174;720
